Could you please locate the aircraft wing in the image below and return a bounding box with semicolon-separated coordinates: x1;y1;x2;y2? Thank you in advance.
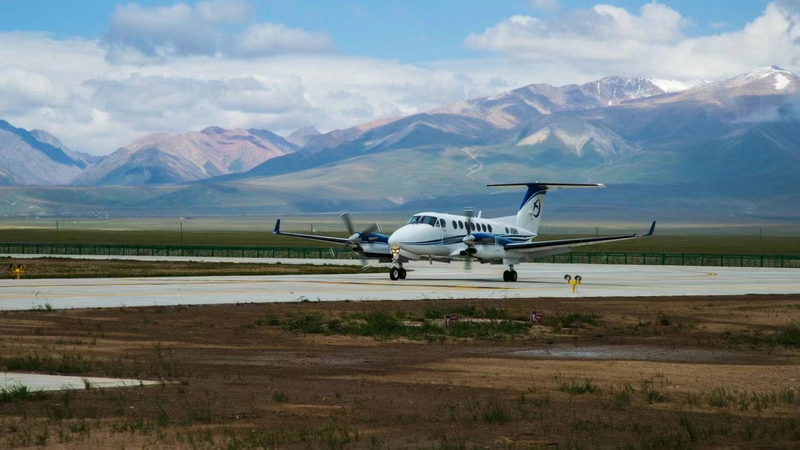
504;221;656;253
273;219;352;245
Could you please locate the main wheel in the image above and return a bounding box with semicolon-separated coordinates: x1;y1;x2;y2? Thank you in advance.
399;268;407;279
390;268;400;280
503;270;510;282
510;270;518;282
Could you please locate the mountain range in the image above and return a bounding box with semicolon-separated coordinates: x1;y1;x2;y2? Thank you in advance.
1;67;799;221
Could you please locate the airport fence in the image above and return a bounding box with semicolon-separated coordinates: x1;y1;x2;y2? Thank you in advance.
0;243;798;268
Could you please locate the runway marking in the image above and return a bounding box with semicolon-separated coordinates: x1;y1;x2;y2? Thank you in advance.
0;271;721;290
0;279;508;291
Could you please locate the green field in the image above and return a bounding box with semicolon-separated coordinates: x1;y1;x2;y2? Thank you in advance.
0;227;798;256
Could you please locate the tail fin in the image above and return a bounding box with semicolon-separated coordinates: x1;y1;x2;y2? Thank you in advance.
487;182;606;234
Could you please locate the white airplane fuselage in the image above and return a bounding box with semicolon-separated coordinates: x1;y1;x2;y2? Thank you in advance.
386;212;534;261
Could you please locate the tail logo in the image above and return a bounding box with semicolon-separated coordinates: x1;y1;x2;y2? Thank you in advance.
532;198;542;218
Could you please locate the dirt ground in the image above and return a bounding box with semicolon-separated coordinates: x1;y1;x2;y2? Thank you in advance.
1;294;799;449
0;258;383;279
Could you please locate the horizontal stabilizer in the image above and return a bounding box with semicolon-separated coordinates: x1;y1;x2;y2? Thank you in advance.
487;182;606;189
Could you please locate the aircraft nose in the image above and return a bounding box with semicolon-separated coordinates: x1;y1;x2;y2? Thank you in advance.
388;225;407;247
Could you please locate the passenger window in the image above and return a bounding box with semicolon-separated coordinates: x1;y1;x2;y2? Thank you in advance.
452;220;457;228
482;224;487;232
488;225;492;233
505;227;509;234
458;221;463;229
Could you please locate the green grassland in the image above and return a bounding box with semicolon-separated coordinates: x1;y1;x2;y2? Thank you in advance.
0;221;798;255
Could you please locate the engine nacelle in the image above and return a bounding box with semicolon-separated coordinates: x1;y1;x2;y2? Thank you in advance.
472;245;504;260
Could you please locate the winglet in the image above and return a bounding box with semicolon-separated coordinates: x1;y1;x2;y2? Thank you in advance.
644;221;656;237
273;219;281;235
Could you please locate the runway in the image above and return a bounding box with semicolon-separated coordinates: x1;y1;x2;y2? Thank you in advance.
0;263;798;310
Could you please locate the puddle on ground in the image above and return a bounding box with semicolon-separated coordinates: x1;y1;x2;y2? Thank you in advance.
511;345;783;365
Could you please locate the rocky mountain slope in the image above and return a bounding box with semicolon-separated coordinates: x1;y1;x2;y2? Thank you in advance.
74;126;298;185
2;68;799;220
0;120;98;185
205;67;800;220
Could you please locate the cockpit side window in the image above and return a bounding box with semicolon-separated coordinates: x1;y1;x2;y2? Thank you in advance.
421;216;437;226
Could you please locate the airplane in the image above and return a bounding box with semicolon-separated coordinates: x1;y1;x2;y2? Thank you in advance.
272;182;656;282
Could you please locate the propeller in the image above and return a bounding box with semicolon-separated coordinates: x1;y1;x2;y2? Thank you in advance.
339;211;381;269
463;208;475;270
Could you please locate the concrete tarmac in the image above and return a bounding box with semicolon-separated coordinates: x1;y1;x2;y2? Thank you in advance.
1;372;159;391
0;263;798;311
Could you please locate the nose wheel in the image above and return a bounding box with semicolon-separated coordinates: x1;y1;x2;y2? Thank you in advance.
502;267;518;282
389;267;407;280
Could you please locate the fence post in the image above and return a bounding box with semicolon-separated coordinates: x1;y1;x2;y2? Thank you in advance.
661;254;665;265
761;255;764;267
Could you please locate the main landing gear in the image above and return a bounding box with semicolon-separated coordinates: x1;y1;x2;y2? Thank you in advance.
389;266;407;280
502;265;518;282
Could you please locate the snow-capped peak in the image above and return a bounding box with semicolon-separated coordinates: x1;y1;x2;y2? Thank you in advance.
745;66;791;79
717;66;798;92
649;78;690;93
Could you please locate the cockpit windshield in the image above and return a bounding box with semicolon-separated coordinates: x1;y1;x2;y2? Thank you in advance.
407;215;438;226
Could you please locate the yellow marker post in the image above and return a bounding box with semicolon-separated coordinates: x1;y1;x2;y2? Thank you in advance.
565;275;582;293
9;264;25;280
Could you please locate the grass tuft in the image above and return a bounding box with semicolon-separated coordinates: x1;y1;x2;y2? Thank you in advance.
558;379;600;395
0;384;49;404
542;312;600;329
0;353;92;374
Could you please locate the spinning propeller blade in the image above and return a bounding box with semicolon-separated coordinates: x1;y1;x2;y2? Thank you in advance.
339;211;379;269
463;208;474;271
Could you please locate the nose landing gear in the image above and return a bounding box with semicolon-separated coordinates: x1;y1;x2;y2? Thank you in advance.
389;246;406;280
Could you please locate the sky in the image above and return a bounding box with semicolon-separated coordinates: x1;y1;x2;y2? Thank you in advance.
0;0;796;155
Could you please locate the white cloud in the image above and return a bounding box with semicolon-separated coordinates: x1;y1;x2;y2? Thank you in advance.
0;32;494;155
102;0;333;62
231;23;334;57
0;67;68;113
466;2;800;81
530;0;560;13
